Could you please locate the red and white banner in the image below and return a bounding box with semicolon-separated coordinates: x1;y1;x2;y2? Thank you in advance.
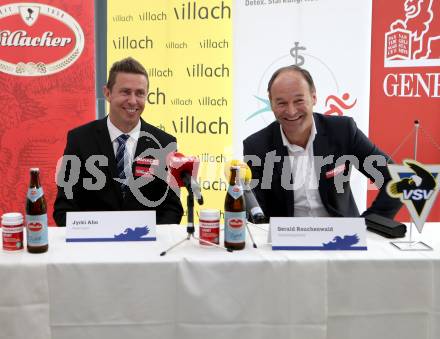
0;0;95;225
369;0;440;221
0;0;437;225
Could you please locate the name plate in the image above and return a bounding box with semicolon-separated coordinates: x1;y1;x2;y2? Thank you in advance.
270;217;367;250
66;211;156;242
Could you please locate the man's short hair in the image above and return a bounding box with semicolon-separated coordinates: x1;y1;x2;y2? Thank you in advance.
106;57;149;91
267;65;316;96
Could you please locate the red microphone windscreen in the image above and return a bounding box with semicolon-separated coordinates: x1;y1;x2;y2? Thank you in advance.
167;152;200;187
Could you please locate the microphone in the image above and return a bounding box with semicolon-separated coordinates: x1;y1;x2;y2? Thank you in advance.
167;152;203;205
224;160;267;224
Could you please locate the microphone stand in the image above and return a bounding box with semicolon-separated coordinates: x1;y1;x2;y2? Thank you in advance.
246;223;258;248
160;185;232;256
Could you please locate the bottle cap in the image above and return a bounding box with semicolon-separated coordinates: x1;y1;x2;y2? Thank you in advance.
224;160;251;183
30;168;40;172
199;209;220;221
1;212;24;225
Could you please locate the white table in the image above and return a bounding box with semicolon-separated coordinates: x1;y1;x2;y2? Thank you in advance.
1;223;439;339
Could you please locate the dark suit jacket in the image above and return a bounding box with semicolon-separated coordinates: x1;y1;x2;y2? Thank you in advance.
53;117;183;225
243;113;402;219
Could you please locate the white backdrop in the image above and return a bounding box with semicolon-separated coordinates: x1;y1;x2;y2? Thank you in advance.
233;0;373;212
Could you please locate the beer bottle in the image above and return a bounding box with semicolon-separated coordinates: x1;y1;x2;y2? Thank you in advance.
224;166;246;250
25;168;48;253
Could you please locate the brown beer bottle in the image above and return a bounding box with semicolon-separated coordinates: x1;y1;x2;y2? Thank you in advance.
224;166;246;250
25;168;48;253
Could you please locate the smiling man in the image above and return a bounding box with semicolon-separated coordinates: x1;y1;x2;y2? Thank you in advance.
243;65;401;219
54;57;183;226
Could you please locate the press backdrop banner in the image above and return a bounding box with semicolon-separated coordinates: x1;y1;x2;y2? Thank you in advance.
107;0;374;221
96;0;440;223
107;0;233;222
233;0;373;214
369;0;440;221
0;0;96;225
1;1;438;225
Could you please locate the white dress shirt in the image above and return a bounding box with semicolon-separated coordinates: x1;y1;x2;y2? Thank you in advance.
107;118;141;172
280;118;331;217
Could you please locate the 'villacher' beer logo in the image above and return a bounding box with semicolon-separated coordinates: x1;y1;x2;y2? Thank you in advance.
0;3;84;76
229;219;243;228
28;222;43;232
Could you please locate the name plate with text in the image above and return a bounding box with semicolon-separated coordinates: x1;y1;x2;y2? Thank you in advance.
270;217;367;250
66;211;156;242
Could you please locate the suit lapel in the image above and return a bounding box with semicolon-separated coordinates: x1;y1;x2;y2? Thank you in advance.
272;122;288;175
95;117;123;203
134;119;170;162
134;119;154;159
312;115;331;159
312;114;332;208
95;117;118;178
271;123;294;216
132;119;170;184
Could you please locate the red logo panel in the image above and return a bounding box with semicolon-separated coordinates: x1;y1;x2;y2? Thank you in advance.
0;3;84;76
369;0;440;221
0;1;95;225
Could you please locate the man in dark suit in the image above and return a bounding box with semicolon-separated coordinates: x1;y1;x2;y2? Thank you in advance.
243;65;401;219
54;57;183;225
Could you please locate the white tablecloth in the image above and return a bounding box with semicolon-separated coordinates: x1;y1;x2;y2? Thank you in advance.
1;223;439;339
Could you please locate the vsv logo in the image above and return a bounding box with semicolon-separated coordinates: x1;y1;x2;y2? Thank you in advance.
402;189;433;200
387;160;440;232
0;3;84;76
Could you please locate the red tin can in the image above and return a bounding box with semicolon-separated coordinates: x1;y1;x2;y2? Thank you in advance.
199;209;220;246
2;212;24;251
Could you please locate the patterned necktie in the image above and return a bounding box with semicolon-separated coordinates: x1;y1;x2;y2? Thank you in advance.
115;134;130;194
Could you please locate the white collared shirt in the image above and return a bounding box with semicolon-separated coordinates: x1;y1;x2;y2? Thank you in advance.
280;118;331;217
107;118;141;170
